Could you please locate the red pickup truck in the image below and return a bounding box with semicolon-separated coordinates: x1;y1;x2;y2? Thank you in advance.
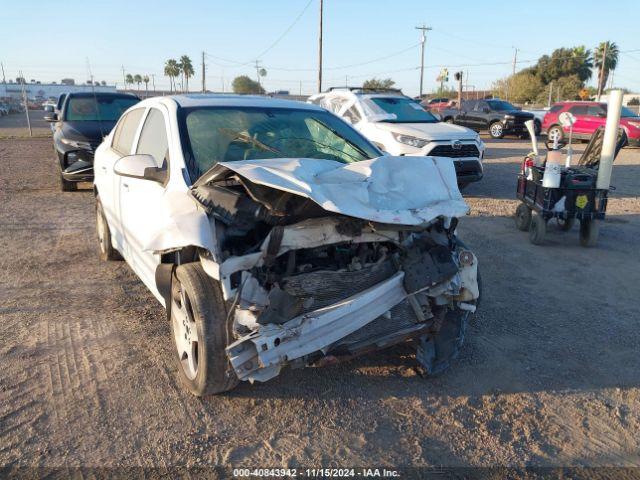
542;101;640;147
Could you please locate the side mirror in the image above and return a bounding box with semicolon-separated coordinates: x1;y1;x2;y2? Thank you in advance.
44;112;58;122
114;154;166;184
44;105;54;112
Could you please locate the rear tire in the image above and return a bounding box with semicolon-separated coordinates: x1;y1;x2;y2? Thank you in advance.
171;263;239;396
515;203;532;231
489;121;505;139
60;174;77;192
579;219;599;247
529;212;546;245
96;198;121;261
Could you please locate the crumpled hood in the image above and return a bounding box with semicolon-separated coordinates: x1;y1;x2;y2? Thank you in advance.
196;155;469;225
373;121;479;141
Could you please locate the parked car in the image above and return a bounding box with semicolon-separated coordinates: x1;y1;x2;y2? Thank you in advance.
422;97;453;112
542;101;640;147
45;91;139;191
308;87;485;188
523;108;547;135
93;94;481;396
441;99;534;139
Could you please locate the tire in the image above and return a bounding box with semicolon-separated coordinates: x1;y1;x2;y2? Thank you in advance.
529;212;546;245
557;217;575;231
171;263;239;396
60;173;77;192
95;198;121;261
515;203;532;231
579;219;599;247
488;121;504;139
547;125;564;145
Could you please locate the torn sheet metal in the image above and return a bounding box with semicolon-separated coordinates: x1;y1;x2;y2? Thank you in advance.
226;272;407;382
196;155;469;226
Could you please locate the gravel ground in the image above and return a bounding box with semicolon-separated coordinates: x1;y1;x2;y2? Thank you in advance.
1;136;640;474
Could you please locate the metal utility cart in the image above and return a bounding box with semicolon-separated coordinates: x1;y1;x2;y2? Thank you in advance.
514;127;627;247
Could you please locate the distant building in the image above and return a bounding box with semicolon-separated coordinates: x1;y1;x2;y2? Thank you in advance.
0;82;117;101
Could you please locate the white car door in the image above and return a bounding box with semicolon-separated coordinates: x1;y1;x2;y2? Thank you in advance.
95;107;145;253
118;106;172;297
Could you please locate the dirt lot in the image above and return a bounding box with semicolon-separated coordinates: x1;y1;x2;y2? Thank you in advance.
1;135;640;473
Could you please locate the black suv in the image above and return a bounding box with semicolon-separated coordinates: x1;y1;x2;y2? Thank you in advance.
441;99;534;139
45;92;139;191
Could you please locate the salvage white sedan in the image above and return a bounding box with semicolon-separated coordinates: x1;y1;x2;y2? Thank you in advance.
93;94;480;396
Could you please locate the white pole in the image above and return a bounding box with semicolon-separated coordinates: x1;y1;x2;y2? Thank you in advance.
596;89;623;190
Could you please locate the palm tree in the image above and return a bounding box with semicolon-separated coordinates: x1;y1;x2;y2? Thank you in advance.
179;55;194;93
571;46;593;82
164;59;179;93
143;75;150;96
134;74;142;93
594;41;619;94
125;73;134;92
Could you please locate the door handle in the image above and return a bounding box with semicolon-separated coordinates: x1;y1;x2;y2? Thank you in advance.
122;183;129;192
100;166;107;172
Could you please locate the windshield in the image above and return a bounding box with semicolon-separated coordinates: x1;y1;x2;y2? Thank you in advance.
486;100;516;111
181;107;381;180
64;96;139;122
366;97;437;123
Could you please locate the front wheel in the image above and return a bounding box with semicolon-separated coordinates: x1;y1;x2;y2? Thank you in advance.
515;203;532;231
529;212;547;245
60;173;77;192
489;121;505;139
547;125;564;146
171;263;239;396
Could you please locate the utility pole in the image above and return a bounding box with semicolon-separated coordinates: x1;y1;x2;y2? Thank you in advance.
318;0;323;93
202;51;206;93
597;42;608;101
507;47;518;101
415;24;432;98
547;81;553;108
254;60;263;85
151;74;156;92
121;66;126;93
0;62;6;98
19;71;32;137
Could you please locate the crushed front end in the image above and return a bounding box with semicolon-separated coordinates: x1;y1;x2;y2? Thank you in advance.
190;156;480;383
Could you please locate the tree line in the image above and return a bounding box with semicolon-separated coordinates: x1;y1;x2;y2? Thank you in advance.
493;41;620;104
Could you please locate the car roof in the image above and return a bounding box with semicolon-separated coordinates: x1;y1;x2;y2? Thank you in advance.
66;91;139;99
171;93;321;111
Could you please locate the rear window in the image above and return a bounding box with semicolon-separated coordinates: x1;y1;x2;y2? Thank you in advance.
65;96;139;122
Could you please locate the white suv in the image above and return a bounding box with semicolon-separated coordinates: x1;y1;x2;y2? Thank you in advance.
308;88;485;187
93;94;480;396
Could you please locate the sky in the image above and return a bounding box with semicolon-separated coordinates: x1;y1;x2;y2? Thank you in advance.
2;0;639;96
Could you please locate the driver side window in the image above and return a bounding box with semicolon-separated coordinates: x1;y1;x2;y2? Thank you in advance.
136;108;170;171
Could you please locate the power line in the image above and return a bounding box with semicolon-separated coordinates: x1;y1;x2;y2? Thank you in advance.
257;0;314;60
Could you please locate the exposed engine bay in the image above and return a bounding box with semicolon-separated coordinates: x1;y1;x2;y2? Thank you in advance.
185;156;480;383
